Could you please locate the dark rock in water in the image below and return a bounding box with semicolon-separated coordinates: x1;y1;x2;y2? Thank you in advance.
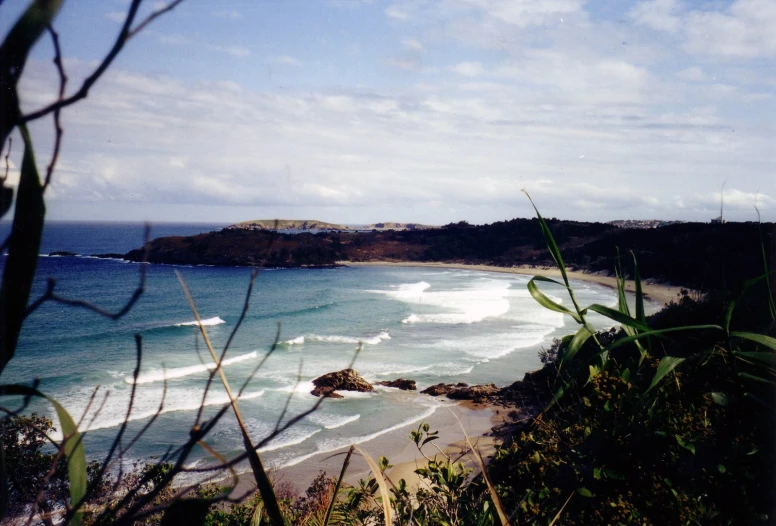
311;368;373;398
421;382;500;402
311;386;343;399
375;378;416;391
420;383;454;396
91;253;125;259
49;251;78;257
447;383;499;400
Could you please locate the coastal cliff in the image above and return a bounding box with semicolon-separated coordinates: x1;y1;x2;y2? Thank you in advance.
123;219;775;295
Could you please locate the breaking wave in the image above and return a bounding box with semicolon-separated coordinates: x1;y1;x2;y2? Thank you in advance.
125;351;257;384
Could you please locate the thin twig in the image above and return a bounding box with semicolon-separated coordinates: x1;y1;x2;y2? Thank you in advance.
79;334;144;514
42;25;66;191
197;268;259;424
22;0;183;124
1;136;10;184
24;225;150;320
274;359;305;433
75;385;101;428
121;376;167;455
127;0;186;38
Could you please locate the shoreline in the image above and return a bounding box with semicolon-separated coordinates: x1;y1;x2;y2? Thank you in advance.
230;260;681;500
337;260;685;306
230;401;502;498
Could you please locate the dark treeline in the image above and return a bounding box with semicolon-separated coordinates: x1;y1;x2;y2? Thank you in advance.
124;219;775;297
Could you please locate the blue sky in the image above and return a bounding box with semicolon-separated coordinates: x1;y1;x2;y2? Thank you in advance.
2;0;774;223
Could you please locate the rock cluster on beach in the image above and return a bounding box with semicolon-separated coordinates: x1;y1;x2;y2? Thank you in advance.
311;368;373;398
421;382;500;402
309;366;555;421
375;378;416;390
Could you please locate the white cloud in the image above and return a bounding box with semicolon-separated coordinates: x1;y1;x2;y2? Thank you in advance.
629;0;682;32
684;0;776;58
676;67;707;82
385;5;411;20
212;9;242;19
14;58;773;223
209;45;251;57
273;55;303;67
385;57;419;71
449;61;485;77
452;0;584;27
631;0;776;58
104;11;127;23
401;38;424;52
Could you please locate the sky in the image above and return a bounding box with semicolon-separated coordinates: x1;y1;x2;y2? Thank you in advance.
1;0;775;224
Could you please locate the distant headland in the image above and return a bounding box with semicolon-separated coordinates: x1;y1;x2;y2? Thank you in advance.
119;218;774;295
226;219;437;231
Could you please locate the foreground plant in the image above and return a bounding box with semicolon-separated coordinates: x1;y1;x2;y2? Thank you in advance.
486;194;776;524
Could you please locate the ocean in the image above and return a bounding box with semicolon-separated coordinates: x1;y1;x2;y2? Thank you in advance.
0;222;657;484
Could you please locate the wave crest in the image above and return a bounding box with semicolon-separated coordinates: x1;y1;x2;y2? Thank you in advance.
125;351;257;384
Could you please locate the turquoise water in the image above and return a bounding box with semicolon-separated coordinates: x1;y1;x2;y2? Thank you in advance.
1;222;652;480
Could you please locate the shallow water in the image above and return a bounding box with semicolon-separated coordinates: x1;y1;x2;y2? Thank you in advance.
0;222;659;480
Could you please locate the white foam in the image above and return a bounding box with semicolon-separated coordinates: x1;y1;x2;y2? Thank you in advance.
276;380;316;395
259;428;321;453
371;280;511;324
307;413;361;430
278;404;439;469
414;328;553;361
51;389;265;441
174;316;225;327
374;364;432;377
125;351;258;384
282;336;305;345
305;331;391;346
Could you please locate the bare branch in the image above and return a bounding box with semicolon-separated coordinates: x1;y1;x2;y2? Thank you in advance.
274;359;305;434
1;136;10;184
21;0;187;126
127;0;186;39
24;225;150;320
196;268;258;425
75;385;101;428
236;322;282;399
41;25;67;191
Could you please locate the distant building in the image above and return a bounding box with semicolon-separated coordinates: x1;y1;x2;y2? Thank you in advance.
711;216;726;224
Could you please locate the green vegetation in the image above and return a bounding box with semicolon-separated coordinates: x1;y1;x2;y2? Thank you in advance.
1;2;774;524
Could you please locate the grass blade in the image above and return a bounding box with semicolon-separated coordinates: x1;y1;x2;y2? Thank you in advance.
734;351;776;367
449;410;511;526
175;272;285;526
559;325;593;370
0;384;86;525
528;276;582;323
731;331;776;352
608;325;724;350
646;356;686;393
615;247;631;317
583;304;649;332
524;190;585;317
755;207;776;319
323;446;354;526
631;251;646;325
354;445;392;525
0;125;44;376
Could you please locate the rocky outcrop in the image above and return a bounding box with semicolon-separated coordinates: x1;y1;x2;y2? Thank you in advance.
49;251;78;257
421;382;500;402
311;369;373;398
375;378;416;391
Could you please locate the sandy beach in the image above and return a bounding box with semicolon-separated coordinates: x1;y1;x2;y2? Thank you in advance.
231;401;501;497
230;260;683;499
337;260;686;306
